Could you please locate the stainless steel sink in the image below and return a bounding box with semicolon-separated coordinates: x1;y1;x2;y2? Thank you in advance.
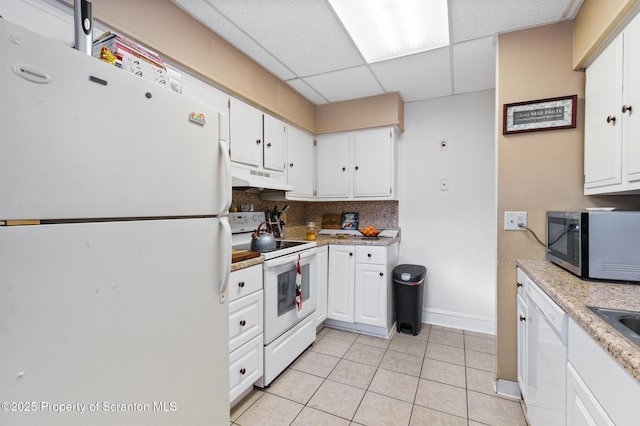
588;306;640;349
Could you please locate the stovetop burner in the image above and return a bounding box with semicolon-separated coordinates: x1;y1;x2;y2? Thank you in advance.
230;212;316;260
232;240;309;254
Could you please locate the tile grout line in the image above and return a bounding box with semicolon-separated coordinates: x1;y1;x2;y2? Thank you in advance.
234;326;499;425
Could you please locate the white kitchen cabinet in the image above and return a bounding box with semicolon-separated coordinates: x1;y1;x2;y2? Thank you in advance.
229;98;263;168
286;126;315;200
315;245;328;327
516;268;528;400
354;258;387;327
229;97;287;174
316;127;397;200
326;243;399;337
263;114;286;172
316;133;351;199
567;363;614;426
585;12;640;194
352;128;395;198
568;317;640;426
228;264;264;407
518;268;568;426
327;245;355;323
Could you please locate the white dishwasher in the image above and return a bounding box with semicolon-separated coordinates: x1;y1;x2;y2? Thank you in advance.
526;277;568;426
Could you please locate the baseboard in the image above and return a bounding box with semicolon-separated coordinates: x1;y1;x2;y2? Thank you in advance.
495;379;522;400
423;307;496;335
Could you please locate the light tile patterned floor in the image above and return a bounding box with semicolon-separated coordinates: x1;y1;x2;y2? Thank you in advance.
231;324;528;426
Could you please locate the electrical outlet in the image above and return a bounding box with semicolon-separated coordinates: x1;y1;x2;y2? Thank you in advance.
505;211;527;230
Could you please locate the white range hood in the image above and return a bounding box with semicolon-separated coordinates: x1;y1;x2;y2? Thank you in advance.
231;164;294;192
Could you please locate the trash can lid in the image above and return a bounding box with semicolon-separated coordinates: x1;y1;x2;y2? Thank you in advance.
392;264;426;284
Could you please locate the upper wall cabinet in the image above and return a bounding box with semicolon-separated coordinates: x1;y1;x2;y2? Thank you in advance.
584;12;640;194
229;98;263;168
286;126;315;200
316;127;398;201
229;98;286;172
263;115;286;172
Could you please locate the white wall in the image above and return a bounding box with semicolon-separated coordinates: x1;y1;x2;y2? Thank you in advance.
398;89;497;334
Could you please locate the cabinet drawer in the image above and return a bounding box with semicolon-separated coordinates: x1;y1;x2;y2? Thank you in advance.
355;246;386;264
229;334;264;403
229;290;263;353
229;264;262;302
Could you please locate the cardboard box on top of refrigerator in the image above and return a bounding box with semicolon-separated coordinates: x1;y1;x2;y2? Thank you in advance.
92;31;181;92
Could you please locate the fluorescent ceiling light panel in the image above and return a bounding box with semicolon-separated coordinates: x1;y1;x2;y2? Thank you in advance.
329;0;449;63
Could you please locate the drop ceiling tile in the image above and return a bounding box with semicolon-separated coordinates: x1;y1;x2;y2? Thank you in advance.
286;78;329;105
172;0;296;80
303;67;385;103
450;0;575;43
208;0;365;77
369;48;452;102
452;36;496;94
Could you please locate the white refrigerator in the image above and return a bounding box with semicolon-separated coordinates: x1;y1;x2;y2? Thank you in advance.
0;19;231;425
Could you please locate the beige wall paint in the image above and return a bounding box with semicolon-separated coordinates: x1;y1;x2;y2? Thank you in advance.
497;21;587;382
61;0;317;132
316;93;405;134
496;21;640;382
574;0;640;69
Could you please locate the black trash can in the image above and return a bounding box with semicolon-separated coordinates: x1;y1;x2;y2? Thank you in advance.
393;264;427;336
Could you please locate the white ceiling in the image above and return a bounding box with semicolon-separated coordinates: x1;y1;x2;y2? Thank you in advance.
172;0;583;105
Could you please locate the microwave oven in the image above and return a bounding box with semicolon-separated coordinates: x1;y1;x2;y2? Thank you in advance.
546;211;640;282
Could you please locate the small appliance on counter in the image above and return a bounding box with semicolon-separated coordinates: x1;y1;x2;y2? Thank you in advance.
547;211;640;282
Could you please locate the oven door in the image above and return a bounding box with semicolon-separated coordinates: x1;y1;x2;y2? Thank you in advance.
263;249;317;345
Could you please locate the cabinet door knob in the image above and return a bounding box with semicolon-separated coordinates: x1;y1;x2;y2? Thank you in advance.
256;139;262;145
349;252;353;256
367;253;372;257
289;163;294;168
355;166;359;171
238;281;245;288
266;142;272;148
240;320;246;326
342;167;346;172
519;315;526;322
379;272;384;276
623;105;633;113
240;368;246;375
606;115;616;124
516;282;522;288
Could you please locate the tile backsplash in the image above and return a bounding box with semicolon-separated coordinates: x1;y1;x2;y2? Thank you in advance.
232;190;398;230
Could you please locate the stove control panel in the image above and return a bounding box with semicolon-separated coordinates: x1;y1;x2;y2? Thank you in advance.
230;212;266;234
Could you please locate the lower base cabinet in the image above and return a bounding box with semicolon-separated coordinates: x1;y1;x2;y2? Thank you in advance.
316;245;328;327
567;317;640;426
326;243;398;338
566;363;614;426
228;264;264;407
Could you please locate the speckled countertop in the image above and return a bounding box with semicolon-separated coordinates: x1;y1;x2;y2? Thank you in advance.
517;259;640;383
230;256;263;272
313;233;401;247
230;232;400;272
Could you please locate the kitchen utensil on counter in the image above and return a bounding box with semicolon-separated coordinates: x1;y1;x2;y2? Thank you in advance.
251;221;277;251
322;213;341;229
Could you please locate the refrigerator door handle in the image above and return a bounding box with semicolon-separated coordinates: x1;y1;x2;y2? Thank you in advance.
219;217;231;303
218;115;232;216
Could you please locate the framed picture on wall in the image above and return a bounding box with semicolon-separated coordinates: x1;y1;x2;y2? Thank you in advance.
503;95;577;135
